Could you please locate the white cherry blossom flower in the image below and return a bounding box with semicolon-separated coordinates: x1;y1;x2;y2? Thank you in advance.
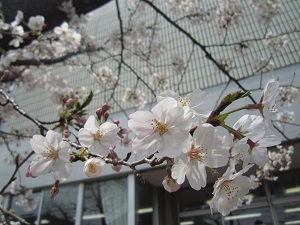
9;25;24;47
84;157;106;177
150;72;169;91
128;98;192;158
11;10;24;27
260;79;280;127
54;22;69;36
29;130;72;180
233;114;265;143
210;164;253;216
157;89;208;117
172;124;229;190
78;115;120;156
27;16;45;31
122;88;146;108
248;134;281;167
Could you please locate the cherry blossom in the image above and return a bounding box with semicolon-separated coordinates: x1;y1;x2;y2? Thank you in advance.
122;88;146;108
216;0;242;30
233;115;265;143
84;157;106;177
128;98;192;157
29;130;72;180
172;124;229;190
150;72;170;91
157;89;208;117
27;16;45;31
210;164;253;216
259;79;280;127
278;86;300;106
78;115;120;156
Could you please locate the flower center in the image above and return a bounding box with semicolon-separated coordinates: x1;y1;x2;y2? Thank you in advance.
188;145;207;161
178;96;190;107
220;181;238;200
88;163;98;174
47;147;58;159
93;130;103;141
151;119;168;135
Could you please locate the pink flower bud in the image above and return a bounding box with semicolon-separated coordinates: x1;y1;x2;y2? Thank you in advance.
114;120;120;125
65;98;74;107
121;134;131;145
104;112;109;120
162;176;180;193
3;70;12;78
64;129;71;138
96;108;103;119
77;116;87;125
112;164;122;172
50;180;60;199
102;103;109;112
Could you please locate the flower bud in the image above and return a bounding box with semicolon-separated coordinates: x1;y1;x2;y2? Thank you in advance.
65;98;74;108
114;120;120;125
121;134;131;146
102;103;109;112
84;158;106;177
104;112;109;120
77;116;87;125
162;176;180;193
112;164;122;172
50;180;60;199
96;108;103;119
63;128;71;138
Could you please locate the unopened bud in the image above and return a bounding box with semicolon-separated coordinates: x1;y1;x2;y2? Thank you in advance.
162;176;180;193
3;70;12;77
64;129;71;138
114;120;120;125
50;180;60;199
65;98;74;107
77;116;87;125
96;108;102;119
112;164;122;172
102;103;109;112
104;112;109;120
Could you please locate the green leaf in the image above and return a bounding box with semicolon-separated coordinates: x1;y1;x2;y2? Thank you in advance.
80;91;93;110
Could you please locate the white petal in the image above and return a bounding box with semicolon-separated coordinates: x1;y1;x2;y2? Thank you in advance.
158;130;189;158
186;162;207;190
30;155;53;176
132;134;160;156
78;128;94;147
46;130;61;149
52;160;72;181
258;135;281;147
156;90;177;102
30;135;47;154
193;124;215;147
84;115;99;131
90;141;109;156
151;98;177;121
128;111;155;138
250;147;268;166
172;156;188;184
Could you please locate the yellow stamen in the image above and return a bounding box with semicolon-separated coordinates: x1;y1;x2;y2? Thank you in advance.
93;130;103;140
151;120;168;135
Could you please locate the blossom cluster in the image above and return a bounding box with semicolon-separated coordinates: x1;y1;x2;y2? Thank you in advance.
216;0;242;30
250;0;281;25
24;79;286;216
